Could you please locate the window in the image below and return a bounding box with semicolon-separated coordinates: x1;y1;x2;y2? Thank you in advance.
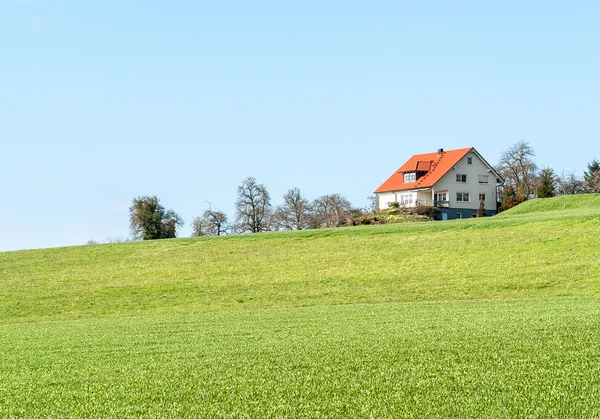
434;192;447;202
467;157;473;165
478;175;489;184
456;192;470;202
456;213;463;219
404;172;416;183
399;194;414;206
456;174;467;183
479;194;486;202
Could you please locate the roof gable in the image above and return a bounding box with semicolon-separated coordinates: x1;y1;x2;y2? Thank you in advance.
374;147;474;193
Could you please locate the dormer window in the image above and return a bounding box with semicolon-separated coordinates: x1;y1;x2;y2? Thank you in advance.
404;172;416;183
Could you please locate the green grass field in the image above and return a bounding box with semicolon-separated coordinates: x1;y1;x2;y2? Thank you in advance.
1;195;600;417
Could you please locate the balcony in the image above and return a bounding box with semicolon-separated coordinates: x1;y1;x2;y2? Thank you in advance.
415;199;450;208
434;200;450;208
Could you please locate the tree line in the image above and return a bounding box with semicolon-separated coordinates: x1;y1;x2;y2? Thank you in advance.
495;141;600;211
126;142;600;241
129;177;356;240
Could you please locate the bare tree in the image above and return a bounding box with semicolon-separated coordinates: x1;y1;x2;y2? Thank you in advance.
234;177;272;233
367;195;380;213
205;208;229;236
557;171;586;195
191;216;206;237
310;194;352;228
273;187;311;230
495;142;538;203
192;208;228;236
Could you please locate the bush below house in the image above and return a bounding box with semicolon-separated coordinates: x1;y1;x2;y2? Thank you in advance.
345;205;440;226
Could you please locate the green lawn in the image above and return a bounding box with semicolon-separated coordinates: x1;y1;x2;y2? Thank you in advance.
1;195;600;417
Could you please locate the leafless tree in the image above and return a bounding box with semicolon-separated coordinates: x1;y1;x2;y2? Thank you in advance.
273;187;311;230
495;142;538;203
367;195;380;213
557;170;586;195
310;194;352;228
192;208;228;236
234;177;272;233
206;208;228;236
191;216;206;237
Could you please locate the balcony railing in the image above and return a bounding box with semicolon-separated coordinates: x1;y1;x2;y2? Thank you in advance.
414;199;450;208
434;200;450;207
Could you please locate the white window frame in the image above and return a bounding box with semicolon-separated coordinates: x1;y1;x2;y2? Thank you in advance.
467;157;473;165
404;172;416;183
456;192;470;202
434;192;447;202
399;193;414;206
478;175;490;184
456;174;467;183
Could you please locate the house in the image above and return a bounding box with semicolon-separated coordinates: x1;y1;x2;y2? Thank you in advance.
374;147;503;220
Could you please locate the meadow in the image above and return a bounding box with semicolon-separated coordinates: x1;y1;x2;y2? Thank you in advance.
1;194;599;417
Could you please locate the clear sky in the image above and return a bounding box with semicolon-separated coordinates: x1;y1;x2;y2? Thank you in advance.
1;1;599;252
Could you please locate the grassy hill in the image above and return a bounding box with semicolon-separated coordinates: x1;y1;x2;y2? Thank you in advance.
1;195;600;417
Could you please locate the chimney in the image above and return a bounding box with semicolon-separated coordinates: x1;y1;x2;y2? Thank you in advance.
437;148;444;155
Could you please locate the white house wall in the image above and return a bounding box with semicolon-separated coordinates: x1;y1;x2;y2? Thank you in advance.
433;151;498;211
378;191;418;210
417;190;433;205
378;192;397;209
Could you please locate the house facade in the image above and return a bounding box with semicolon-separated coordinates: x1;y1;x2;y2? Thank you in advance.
374;147;503;220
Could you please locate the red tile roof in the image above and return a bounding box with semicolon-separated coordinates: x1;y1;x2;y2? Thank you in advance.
374;147;473;193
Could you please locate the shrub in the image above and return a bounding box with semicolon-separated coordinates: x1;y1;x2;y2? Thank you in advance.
386;215;406;224
412;205;440;220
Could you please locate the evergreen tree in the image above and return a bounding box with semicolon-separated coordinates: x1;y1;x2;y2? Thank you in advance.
537;168;556;198
499;185;521;212
477;199;486;217
584;159;600;193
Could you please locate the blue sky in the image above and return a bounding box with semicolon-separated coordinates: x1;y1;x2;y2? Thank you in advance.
1;1;599;251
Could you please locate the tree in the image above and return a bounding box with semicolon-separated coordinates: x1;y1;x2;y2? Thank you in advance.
367;195;380;213
192;207;229;237
310;194;352;228
499;185;520;212
584;159;600;193
129;196;184;240
273;187;311;230
477;199;486;217
191;216;206;237
537;168;556;198
495;142;538;203
234;177;272;233
557;171;586;195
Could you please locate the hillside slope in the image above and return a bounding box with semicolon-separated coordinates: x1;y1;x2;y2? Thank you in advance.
2;195;600;417
2;194;599;324
498;193;600;215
